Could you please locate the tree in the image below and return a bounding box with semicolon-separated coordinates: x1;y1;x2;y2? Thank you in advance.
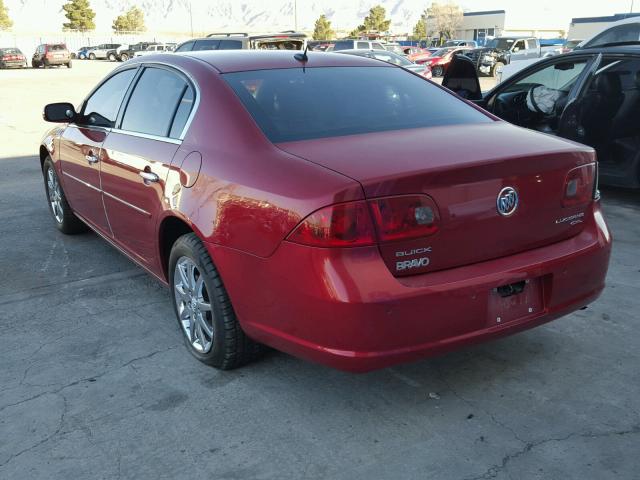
412;15;427;40
62;0;95;31
312;14;335;40
0;0;13;31
112;6;146;32
424;2;463;43
349;5;391;38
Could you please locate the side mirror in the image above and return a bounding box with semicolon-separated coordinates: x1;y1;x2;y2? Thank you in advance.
43;102;77;123
442;55;482;101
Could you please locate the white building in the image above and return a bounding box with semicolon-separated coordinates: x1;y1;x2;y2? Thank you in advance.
429;9;568;46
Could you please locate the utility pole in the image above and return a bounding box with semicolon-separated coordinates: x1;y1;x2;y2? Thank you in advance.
294;0;298;31
189;1;194;37
632;0;635;13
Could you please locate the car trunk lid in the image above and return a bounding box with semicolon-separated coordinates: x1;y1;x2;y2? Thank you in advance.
278;122;596;276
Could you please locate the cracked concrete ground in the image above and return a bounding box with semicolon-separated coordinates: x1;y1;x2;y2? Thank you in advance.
1;63;639;479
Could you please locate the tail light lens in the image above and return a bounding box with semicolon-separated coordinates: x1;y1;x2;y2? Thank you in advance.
287;201;376;247
563;163;596;207
288;195;440;247
369;195;439;242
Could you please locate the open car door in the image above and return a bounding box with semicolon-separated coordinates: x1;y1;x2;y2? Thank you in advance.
441;54;483;101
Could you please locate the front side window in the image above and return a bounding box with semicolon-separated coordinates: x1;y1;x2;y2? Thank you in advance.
224;66;492;143
82;68;136;127
356;42;369;49
121;67;190;138
372;43;386;50
513;40;526;52
218;40;243;50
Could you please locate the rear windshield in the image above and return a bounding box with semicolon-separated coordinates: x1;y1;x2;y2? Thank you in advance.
224;66;491;142
332;41;354;51
49;44;67;51
1;48;21;55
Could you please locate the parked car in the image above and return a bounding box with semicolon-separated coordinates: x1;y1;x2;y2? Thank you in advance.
464;37;561;77
562;39;583;53
39;50;610;372
0;47;27;69
382;43;406;55
75;46;95;60
87;44;121;61
133;43;175;57
337;49;432;78
32;44;71;68
419;46;472;77
175;32;307;52
577;16;640;49
443;45;640;188
115;42;153;61
331;39;387;51
444;39;478;48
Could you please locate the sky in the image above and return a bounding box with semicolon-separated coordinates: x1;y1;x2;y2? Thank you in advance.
1;0;638;34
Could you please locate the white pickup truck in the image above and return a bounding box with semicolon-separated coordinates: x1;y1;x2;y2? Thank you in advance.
464;37;563;77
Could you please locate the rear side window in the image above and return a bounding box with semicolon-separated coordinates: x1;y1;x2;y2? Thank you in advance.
372;43;386;50
332;41;353;51
169;86;195;138
82;68;136;127
224;66;491;142
121;67;192;138
193;39;220;51
356;42;369;49
218;40;243;50
585;23;640;48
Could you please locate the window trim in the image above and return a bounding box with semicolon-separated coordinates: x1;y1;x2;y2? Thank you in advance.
75;62;200;144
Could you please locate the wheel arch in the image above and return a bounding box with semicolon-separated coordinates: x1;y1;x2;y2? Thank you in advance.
158;214;205;281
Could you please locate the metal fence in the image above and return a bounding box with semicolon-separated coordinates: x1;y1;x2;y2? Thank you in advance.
0;31;194;57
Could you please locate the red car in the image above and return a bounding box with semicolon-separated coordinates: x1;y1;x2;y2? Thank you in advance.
40;51;611;372
418;47;473;76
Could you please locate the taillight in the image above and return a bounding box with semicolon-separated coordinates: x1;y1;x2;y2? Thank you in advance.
287;201;376;247
563;163;596;207
288;195;440;247
369;195;439;242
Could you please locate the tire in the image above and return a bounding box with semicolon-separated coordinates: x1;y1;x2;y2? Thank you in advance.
31;60;39;68
169;233;264;369
42;157;87;234
119;53;129;61
492;61;505;78
88;53;96;60
66;61;72;68
108;53;116;62
432;65;444;77
43;60;50;69
70;53;76;59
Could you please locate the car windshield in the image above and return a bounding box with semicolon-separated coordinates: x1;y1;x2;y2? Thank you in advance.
224;66;491;142
583;22;640;48
486;38;515;50
432;48;454;57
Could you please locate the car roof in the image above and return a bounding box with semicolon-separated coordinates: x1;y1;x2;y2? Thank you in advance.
179;50;387;73
571;44;640;54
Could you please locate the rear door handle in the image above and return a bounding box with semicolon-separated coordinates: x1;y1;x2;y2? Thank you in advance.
139;171;159;183
85;151;99;164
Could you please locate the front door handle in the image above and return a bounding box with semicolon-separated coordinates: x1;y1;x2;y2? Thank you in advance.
85;151;99;164
139;171;159;183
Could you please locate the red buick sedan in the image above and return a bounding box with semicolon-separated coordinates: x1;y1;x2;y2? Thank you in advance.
40;51;611;372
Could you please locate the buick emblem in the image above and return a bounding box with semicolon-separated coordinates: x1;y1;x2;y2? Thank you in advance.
497;187;518;216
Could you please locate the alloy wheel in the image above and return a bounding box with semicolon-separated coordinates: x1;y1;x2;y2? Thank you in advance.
174;256;214;353
46;168;64;224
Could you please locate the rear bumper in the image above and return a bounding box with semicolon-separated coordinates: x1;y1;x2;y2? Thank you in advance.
208;204;611;372
1;61;25;68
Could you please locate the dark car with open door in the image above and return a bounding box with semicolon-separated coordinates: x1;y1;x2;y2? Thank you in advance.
443;45;640;188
